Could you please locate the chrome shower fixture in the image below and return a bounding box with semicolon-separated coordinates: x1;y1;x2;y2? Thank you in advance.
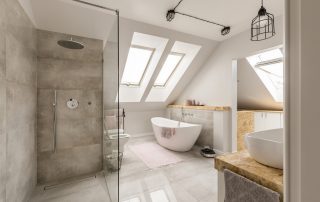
166;0;231;36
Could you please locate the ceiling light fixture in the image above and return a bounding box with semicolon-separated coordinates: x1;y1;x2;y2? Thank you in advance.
251;0;275;41
166;0;231;36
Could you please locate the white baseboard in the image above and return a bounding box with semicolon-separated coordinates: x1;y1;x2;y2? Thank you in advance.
213;149;225;155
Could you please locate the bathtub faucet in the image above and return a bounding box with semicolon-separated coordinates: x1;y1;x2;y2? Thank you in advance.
178;107;185;127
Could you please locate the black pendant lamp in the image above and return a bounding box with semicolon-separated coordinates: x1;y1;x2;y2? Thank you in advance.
251;0;275;41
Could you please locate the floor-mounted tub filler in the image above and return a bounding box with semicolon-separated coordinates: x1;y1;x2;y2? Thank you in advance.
151;117;202;152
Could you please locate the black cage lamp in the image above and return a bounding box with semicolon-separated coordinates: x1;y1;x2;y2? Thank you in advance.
251;0;275;41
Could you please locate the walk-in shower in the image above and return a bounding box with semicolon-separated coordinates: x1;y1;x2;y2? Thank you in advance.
33;0;120;201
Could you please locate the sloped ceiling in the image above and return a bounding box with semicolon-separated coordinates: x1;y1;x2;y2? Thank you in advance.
18;0;117;41
237;58;283;110
18;0;284;41
18;0;219;111
94;0;284;41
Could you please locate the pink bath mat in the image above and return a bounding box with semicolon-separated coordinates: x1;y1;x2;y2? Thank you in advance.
129;142;183;169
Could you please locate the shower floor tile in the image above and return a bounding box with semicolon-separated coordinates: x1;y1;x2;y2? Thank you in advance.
30;173;111;202
120;135;218;202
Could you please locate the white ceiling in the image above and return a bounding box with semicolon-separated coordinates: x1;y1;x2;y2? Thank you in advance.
19;0;284;41
18;0;117;41
98;0;284;41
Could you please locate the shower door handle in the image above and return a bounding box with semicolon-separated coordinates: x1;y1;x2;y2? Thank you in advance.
52;90;57;153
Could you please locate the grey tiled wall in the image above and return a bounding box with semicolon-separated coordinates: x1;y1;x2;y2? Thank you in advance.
0;0;37;201
36;30;103;183
167;108;214;147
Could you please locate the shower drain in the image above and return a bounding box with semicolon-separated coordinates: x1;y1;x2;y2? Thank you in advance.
43;175;96;190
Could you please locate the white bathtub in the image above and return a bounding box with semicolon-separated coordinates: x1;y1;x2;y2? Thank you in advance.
151;117;202;152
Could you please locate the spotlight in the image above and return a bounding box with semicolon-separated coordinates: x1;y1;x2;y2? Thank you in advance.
221;26;231;36
166;0;231;36
166;9;176;22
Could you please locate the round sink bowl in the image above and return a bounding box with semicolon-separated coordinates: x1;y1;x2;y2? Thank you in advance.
245;128;284;169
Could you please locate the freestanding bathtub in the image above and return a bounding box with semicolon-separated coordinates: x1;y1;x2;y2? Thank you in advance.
151;117;202;152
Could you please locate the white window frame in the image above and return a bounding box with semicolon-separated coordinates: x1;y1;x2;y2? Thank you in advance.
153;52;185;87
254;58;284;102
255;58;283;76
120;45;155;87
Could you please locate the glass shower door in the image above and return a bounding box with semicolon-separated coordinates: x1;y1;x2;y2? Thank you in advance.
102;11;120;202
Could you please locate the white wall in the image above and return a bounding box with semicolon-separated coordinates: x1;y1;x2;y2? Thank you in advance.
175;17;283;152
176;17;284;106
124;110;166;136
287;0;320;201
300;2;320;200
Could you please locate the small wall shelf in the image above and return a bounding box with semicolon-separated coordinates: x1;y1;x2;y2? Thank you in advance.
167;105;231;111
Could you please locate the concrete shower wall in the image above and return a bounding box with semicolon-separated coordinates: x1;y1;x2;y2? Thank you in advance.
36;30;103;183
0;0;37;201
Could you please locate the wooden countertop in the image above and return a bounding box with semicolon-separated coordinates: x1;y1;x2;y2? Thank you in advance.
238;109;283;113
168;105;231;111
215;150;283;197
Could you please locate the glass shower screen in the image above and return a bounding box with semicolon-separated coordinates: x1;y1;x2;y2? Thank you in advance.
102;10;120;202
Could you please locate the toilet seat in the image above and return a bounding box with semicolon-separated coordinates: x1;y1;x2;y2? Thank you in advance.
108;133;130;140
107;129;124;135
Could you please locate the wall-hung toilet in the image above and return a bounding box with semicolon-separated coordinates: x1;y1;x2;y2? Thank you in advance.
107;129;131;153
104;129;130;170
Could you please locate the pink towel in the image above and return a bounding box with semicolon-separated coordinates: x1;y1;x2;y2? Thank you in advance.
161;127;176;139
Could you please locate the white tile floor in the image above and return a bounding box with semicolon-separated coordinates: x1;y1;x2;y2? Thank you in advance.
30;135;218;202
119;136;218;202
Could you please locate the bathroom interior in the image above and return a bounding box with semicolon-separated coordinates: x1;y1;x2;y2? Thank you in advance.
0;0;287;202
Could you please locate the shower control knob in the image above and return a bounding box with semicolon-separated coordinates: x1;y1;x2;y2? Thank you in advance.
67;98;79;109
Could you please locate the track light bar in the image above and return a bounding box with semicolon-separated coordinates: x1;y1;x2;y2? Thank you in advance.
166;0;231;36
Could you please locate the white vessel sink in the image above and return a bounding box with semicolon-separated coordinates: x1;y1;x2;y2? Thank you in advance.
245;128;284;169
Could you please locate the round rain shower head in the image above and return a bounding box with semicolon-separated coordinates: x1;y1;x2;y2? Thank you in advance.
57;38;84;49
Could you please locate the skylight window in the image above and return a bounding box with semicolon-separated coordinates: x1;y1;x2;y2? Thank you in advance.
121;45;155;86
247;49;283;67
257;62;283;77
154;52;184;87
118;32;169;103
246;48;284;102
146;41;201;102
